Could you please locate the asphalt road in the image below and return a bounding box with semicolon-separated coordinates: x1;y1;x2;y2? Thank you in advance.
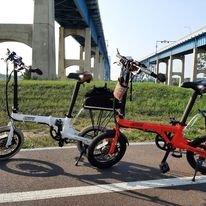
0;143;206;206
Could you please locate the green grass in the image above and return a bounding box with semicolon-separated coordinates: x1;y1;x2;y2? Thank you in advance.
1;79;206;148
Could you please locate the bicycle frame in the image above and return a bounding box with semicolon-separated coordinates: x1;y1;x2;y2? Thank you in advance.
6;64;92;148
109;59;206;157
7;113;91;146
114;118;206;157
110;86;206;158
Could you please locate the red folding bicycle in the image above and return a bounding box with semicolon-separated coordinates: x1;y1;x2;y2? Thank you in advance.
87;51;206;181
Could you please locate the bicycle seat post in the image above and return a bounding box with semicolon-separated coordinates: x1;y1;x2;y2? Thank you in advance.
180;91;199;125
66;80;82;118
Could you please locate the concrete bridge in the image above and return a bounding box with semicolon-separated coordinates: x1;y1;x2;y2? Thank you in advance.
0;0;110;80
140;27;206;85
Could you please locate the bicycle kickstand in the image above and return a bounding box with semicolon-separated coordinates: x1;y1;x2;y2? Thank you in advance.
75;146;88;166
192;158;204;182
159;150;170;173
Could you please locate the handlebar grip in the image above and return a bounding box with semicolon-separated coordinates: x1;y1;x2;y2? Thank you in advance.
157;73;167;82
30;68;43;75
150;72;157;79
151;72;166;82
139;63;147;68
35;68;43;75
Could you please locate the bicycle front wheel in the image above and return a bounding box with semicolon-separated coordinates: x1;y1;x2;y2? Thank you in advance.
87;130;127;169
186;135;206;174
0;126;24;160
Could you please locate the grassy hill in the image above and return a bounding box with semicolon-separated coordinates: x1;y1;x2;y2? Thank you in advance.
0;80;206;148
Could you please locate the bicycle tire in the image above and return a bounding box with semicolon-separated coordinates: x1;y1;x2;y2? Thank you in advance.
186;135;206;174
87;130;127;169
0;126;24;160
77;126;108;153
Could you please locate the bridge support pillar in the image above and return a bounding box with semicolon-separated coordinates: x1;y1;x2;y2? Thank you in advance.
99;55;104;80
32;0;56;79
84;28;91;72
165;60;169;85
58;27;65;79
168;55;174;85
191;48;198;81
94;47;100;80
58;27;92;79
155;59;160;83
79;46;84;72
179;56;185;83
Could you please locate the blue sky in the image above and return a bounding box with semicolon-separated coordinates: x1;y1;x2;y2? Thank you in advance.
0;0;206;79
98;0;206;79
99;0;206;58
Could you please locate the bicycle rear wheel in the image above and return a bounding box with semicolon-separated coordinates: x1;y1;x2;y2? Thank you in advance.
0;126;24;160
186;136;206;174
87;130;127;169
77;126;108;153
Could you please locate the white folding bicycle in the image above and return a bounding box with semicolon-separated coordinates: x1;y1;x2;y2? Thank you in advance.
0;50;97;165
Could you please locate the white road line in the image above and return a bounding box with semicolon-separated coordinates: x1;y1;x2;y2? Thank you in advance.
130;142;155;146
21;145;77;151
0;175;206;203
21;142;155;152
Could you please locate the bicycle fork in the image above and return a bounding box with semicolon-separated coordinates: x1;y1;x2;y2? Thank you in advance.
6;121;15;148
108;125;121;155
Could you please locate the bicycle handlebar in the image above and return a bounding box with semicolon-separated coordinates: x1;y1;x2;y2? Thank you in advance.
116;51;166;83
5;50;43;76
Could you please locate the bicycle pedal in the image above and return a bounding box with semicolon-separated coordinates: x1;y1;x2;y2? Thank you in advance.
171;152;182;158
159;162;170;173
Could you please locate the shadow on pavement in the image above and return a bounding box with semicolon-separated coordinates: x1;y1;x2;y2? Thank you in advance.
1;158;206;206
0;157;171;181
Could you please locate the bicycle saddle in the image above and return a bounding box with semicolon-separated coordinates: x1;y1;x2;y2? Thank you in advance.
67;72;93;83
181;80;206;94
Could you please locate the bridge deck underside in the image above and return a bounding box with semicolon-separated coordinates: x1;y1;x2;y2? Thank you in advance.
54;0;104;49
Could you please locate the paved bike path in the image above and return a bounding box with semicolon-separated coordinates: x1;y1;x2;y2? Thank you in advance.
0;143;206;206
